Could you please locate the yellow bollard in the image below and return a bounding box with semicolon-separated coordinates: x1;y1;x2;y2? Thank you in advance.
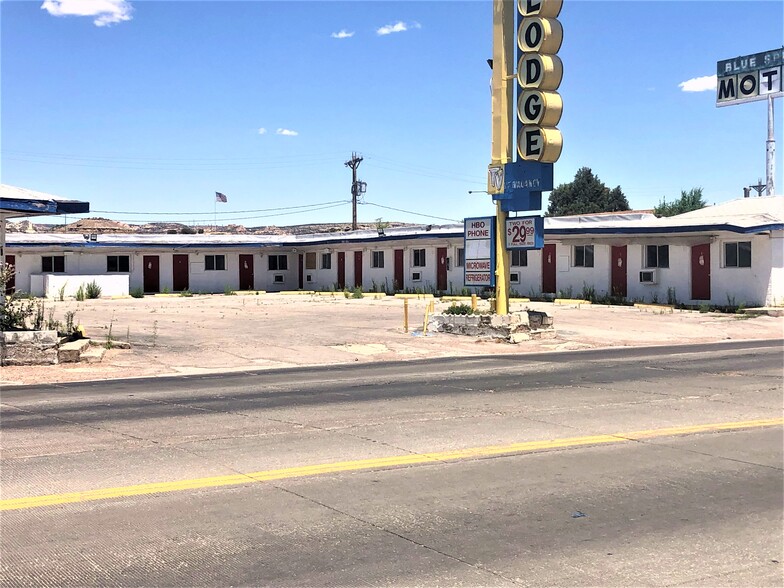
404;298;409;333
423;300;434;333
471;293;477;312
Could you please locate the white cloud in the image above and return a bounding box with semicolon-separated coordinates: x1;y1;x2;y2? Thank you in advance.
376;21;413;35
679;75;717;93
331;29;355;39
41;0;133;27
258;128;267;135
276;129;298;136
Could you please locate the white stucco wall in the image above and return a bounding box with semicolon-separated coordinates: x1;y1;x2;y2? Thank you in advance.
766;232;784;306
5;230;783;305
30;274;129;298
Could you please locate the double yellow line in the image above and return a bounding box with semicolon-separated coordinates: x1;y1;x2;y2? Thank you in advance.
2;418;781;512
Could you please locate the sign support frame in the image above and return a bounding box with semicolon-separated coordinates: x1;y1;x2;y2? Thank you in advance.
490;0;515;315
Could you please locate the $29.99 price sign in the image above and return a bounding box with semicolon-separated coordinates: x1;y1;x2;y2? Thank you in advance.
505;216;543;250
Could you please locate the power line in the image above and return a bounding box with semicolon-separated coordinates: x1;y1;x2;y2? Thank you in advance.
91;200;348;216
2;156;340;172
363;201;461;223
2;148;344;163
52;202;349;225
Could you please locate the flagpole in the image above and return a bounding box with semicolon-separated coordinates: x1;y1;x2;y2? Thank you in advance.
214;197;217;231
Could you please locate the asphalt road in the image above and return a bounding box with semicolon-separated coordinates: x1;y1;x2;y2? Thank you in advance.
2;341;783;587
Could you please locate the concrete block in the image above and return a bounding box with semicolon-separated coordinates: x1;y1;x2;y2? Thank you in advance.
465;316;481;327
80;346;106;364
58;339;91;363
509;332;531;344
1;330;58;345
1;345;58;366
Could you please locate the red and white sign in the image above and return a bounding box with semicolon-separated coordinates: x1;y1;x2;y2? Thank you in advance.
506;217;537;248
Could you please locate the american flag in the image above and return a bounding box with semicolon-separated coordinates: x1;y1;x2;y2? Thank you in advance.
215;192;228;203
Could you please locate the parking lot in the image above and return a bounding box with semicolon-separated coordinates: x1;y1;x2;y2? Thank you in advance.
1;292;782;386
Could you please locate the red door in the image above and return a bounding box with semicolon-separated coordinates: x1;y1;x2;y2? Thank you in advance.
542;244;556;294
354;251;363;288
143;255;160;293
610;245;627;297
239;254;254;290
172;254;189;291
298;254;304;290
394;249;404;292
4;255;16;295
437;247;448;292
691;243;711;300
337;252;346;289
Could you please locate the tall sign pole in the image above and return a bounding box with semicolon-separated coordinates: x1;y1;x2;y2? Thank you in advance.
485;0;563;314
767;95;776;195
490;0;515;315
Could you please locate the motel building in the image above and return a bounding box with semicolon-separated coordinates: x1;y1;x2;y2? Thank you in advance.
3;196;783;308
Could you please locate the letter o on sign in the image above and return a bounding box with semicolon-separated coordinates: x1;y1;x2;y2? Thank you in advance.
518;125;563;163
517;54;563;90
518;0;563;18
739;73;758;97
518;17;563;54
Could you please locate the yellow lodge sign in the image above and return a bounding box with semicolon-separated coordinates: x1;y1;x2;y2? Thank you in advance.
516;0;563;163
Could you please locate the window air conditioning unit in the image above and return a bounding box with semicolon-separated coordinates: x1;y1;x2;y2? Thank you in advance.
639;269;658;284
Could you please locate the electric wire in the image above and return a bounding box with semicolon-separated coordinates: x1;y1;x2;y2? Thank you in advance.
55;203;350;225
362;201;461;223
91;200;349;215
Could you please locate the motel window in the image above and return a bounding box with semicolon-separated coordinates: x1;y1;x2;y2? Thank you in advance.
456;248;465;267
268;255;288;271
573;245;594;268
107;255;130;273
645;245;670;268
205;255;226;271
511;250;528;267
372;251;385;268
321;253;332;270
42;256;65;273
725;241;751;268
305;252;317;270
412;249;426;267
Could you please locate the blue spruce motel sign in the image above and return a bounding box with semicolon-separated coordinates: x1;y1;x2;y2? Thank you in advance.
717;47;783;107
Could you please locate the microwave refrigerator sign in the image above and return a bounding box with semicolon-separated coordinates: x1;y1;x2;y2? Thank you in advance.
716;47;783;107
464;217;496;287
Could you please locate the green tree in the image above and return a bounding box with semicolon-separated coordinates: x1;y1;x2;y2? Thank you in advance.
546;167;630;216
654;188;707;217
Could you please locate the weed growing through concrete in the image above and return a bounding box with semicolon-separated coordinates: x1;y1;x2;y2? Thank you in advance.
152;320;158;347
105;313;115;349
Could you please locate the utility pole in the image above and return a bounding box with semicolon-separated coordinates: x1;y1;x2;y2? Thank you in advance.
345;153;363;230
750;178;767;197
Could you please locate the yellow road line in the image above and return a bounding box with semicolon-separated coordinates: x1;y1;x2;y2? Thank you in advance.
2;418;781;512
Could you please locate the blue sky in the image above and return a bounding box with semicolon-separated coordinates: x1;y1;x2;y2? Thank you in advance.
2;0;782;227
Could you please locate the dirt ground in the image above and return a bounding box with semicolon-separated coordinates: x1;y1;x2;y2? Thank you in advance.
1;293;782;386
